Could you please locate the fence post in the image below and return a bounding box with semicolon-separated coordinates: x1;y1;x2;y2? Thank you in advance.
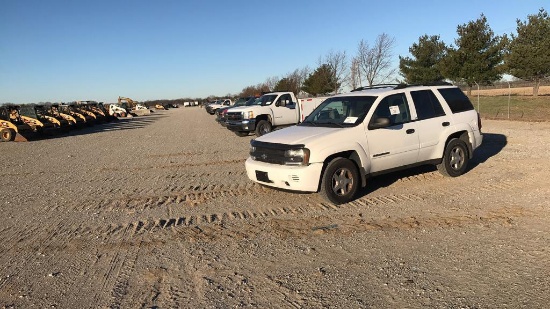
507;81;511;119
474;81;480;114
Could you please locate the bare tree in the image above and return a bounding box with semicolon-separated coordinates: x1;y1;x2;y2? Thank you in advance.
357;33;396;86
264;76;279;92
349;56;362;89
319;50;348;94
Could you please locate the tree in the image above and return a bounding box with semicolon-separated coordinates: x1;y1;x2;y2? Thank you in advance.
301;64;339;96
399;35;447;84
319;50;348;94
349;56;361;90
271;66;311;95
505;8;550;96
440;14;507;95
273;78;294;92
264;76;279;92
356;33;396;86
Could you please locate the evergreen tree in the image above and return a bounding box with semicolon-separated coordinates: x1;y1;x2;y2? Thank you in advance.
505;8;550;96
399;35;447;84
273;78;293;93
440;14;507;94
301;64;339;96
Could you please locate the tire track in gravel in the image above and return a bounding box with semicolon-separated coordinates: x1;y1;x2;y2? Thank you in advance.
0;216;74;296
99;159;245;172
88;225;142;308
75;182;265;211
72;178;524;243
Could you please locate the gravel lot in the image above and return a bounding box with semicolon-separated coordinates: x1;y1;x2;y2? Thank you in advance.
1;107;549;308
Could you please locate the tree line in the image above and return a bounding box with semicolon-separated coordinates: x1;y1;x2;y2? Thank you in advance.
235;8;549;98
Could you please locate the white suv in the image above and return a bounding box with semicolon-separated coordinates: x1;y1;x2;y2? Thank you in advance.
245;83;483;204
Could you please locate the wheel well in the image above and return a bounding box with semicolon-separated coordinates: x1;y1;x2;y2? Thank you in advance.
317;150;366;192
255;114;269;123
445;131;472;158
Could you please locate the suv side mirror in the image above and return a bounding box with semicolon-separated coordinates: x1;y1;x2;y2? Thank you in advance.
368;117;391;130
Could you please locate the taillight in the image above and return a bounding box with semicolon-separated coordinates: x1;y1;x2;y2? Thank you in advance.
477;112;482;130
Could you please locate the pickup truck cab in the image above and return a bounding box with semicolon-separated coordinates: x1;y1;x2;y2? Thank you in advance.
225;92;326;137
245;84;483;204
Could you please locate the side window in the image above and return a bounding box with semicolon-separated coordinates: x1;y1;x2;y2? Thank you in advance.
371;93;411;126
411;90;446;120
277;94;292;107
437;88;474;113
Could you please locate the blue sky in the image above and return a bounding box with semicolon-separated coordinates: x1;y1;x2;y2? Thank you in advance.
1;0;547;103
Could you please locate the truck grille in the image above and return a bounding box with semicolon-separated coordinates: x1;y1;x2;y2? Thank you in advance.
226;112;242;121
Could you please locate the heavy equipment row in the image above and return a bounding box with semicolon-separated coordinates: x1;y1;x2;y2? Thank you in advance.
0;101;142;142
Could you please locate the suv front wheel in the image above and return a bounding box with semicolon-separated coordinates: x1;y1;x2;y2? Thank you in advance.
320;157;359;204
437;138;469;177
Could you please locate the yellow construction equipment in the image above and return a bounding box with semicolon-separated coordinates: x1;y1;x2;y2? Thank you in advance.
0;105;35;142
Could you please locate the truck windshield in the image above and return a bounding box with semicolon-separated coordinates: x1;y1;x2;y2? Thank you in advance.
300;96;377;127
252;94;278;106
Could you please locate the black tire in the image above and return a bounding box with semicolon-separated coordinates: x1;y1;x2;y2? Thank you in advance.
234;131;249;137
120;112;127;118
255;120;272;137
319;157;359;205
1;128;15;142
437;138;469;177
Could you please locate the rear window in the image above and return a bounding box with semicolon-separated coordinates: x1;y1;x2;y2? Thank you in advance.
437;88;474;113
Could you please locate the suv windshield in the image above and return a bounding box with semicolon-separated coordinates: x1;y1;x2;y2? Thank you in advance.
300;96;377;127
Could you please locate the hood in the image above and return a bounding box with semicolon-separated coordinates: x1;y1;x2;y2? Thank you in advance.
227;105;263;113
255;125;343;146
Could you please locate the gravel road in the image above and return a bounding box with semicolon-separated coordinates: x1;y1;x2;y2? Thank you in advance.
1;107;549;308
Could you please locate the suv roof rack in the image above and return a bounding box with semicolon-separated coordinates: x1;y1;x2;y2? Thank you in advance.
351;84;401;92
394;81;453;89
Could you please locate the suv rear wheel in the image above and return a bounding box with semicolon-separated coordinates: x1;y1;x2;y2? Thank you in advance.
320;157;359;204
437;138;469;177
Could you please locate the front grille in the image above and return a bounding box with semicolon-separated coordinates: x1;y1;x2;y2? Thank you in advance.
226;112;242;121
252;146;287;165
250;141;306;165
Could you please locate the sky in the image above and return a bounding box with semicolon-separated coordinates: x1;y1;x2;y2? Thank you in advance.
0;0;547;104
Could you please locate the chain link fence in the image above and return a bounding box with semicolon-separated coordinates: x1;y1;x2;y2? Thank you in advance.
454;78;550;121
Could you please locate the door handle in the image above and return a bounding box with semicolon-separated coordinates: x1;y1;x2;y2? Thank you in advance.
406;129;415;134
442;122;450;127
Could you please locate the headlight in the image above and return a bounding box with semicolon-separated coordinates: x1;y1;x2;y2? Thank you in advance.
243;111;253;119
284;148;310;165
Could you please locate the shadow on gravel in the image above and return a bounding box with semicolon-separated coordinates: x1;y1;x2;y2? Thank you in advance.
356;133;508;198
469;133;507;167
19;113;168;142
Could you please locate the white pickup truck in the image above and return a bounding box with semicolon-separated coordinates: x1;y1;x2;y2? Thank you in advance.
205;99;233;115
225;91;327;137
246;84;483;204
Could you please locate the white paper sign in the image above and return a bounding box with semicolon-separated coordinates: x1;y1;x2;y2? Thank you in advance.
343;117;358;124
389;105;400;115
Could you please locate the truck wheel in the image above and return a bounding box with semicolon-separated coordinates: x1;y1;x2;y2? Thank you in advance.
255;120;272;136
234;131;249;137
1;128;15;142
120;112;127;117
320;157;359;205
437;138;469;177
